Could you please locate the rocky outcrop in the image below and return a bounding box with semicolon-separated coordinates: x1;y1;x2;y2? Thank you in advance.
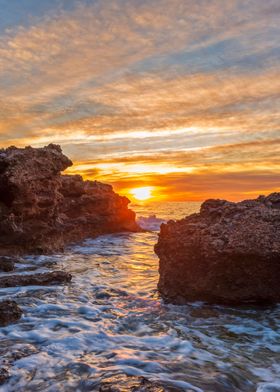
0;300;22;326
60;174;138;241
0;271;72;288
99;374;181;391
0;257;15;272
0;144;139;255
155;193;280;305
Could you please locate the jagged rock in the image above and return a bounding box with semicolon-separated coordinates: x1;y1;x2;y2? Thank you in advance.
0;271;72;288
0;368;9;384
99;374;180;391
0;144;139;255
0;257;15;272
155;193;280;305
0;300;22;326
60;174;139;241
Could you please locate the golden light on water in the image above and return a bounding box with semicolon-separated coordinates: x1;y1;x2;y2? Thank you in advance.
130;186;154;201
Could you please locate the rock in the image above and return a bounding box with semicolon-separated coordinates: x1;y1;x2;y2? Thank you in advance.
0;368;9;384
60;174;139;241
0;342;38;363
99;374;180;391
0;300;22;326
0;271;72;288
155;193;280;305
0;144;139;255
0;257;15;272
0;343;38;386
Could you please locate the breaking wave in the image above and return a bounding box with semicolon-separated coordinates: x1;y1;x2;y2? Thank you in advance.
137;215;166;231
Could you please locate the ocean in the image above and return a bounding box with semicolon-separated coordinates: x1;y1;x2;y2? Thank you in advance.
0;202;279;391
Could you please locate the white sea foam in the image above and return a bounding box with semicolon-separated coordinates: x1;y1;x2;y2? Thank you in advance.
137;214;166;231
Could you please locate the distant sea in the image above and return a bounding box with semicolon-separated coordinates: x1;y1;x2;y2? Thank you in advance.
132;201;201;231
1;201;279;391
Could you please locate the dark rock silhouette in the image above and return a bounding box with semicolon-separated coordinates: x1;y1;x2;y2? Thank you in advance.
0;368;9;385
0;144;139;255
0;300;22;326
0;257;15;272
0;271;72;288
155;193;280;305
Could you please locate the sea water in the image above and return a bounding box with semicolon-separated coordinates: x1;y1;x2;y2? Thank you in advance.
0;202;279;391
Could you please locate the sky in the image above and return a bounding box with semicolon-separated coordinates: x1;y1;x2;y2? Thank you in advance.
0;0;279;201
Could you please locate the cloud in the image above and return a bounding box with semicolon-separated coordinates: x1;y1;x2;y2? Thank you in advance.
0;0;279;199
64;138;280;200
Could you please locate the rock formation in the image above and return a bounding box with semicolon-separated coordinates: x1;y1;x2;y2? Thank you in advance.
0;300;22;326
155;193;280;305
0;257;15;272
0;144;139;255
0;368;9;385
0;271;72;288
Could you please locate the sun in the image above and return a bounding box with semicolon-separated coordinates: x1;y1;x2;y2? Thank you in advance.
130;186;154;201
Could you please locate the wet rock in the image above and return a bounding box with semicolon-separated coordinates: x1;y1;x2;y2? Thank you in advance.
0;342;38;363
0;271;72;288
155;193;280;305
0;300;22;326
189;307;220;319
60;174;140;240
99;374;179;392
0;257;15;272
0;144;139;255
0;367;9;384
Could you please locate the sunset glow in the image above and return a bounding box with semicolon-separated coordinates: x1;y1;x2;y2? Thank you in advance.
0;0;279;201
130;187;154;201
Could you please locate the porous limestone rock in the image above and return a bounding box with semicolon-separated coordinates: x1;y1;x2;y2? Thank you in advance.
0;300;22;326
155;193;280;305
0;144;139;255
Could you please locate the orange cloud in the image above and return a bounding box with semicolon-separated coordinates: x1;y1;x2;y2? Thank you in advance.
0;0;279;201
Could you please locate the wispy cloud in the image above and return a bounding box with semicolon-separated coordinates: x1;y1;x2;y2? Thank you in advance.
0;0;279;199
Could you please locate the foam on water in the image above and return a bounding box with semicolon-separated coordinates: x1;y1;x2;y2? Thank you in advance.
137;215;166;231
0;202;280;391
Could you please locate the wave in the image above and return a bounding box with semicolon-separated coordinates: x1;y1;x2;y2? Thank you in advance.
137;214;166;231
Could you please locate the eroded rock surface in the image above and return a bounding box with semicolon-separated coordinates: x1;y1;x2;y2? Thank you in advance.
0;368;9;385
99;374;181;391
0;257;15;272
0;271;72;288
60;174;138;241
0;144;139;255
155;193;280;305
0;300;22;326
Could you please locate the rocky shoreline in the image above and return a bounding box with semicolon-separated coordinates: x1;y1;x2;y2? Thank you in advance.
155;193;280;305
0;144;140;320
0;143;139;317
0;144;139;321
0;144;141;385
0;144;140;255
1;144;280;388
